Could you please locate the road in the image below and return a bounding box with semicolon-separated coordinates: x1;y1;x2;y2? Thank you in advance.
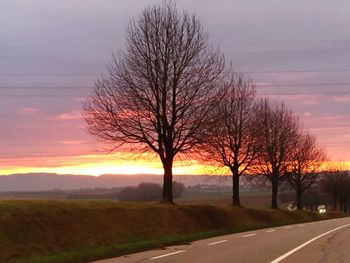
93;217;350;263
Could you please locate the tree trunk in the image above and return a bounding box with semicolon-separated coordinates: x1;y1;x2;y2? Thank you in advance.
344;197;348;213
271;174;279;209
296;189;302;210
340;196;343;212
232;173;240;207
161;158;174;204
333;194;337;211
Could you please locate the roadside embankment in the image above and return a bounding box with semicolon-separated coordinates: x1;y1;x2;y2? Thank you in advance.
0;200;345;263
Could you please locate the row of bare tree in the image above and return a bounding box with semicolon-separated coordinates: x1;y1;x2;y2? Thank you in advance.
83;1;326;209
197;74;326;209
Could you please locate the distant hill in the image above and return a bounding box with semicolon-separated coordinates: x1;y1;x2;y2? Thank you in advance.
0;173;225;192
0;173;160;192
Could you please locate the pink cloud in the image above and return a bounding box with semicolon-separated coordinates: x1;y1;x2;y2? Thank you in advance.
265;94;321;105
304;114;350;129
62;140;83;145
318;114;350;122
262;93;350;105
16;107;39;115
53;111;81;121
332;96;350;103
301;97;320;105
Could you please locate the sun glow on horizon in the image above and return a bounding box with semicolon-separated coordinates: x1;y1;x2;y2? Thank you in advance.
0;152;227;176
1;151;349;177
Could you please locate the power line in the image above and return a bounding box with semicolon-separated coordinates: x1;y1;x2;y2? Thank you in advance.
2;126;350;134
1;69;350;77
260;92;350;96
2;38;349;49
0;127;85;132
0;152;100;159
246;69;350;74
0;95;83;98
0;142;95;147
257;83;350;88
0;74;102;77
1;82;350;90
1;141;349;148
0;86;92;89
1;92;349;98
0;96;81;99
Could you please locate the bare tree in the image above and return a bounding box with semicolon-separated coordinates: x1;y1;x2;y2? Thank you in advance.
254;99;300;209
198;73;257;206
83;1;224;203
286;133;326;209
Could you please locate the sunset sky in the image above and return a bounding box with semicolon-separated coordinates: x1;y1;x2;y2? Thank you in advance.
1;0;350;176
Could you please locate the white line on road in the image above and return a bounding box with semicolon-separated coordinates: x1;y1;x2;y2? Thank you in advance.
298;224;305;227
207;240;228;246
266;229;275;233
150;250;186;260
242;233;256;238
270;223;350;263
284;226;293;229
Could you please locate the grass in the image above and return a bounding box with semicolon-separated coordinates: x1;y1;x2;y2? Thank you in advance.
0;200;346;263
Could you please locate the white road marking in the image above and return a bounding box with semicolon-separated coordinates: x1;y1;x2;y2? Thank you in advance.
207;240;228;246
242;233;256;238
298;224;305;227
150;250;186;260
266;229;275;233
270;223;350;263
284;226;293;229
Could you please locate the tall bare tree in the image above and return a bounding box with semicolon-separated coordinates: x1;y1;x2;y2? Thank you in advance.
83;2;224;203
286;133;326;209
198;73;258;206
254;99;300;209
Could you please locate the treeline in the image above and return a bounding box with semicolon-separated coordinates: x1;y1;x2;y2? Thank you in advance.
0;183;186;202
263;167;350;213
321;169;350;213
65;182;185;202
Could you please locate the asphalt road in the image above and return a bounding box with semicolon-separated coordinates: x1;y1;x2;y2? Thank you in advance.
93;217;350;263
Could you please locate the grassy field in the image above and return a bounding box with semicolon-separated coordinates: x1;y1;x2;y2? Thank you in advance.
0;200;346;263
178;189;272;208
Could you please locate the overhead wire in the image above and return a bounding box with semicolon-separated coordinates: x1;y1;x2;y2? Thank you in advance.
1;68;350;77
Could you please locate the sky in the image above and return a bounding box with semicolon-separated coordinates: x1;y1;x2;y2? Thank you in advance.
1;0;350;176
